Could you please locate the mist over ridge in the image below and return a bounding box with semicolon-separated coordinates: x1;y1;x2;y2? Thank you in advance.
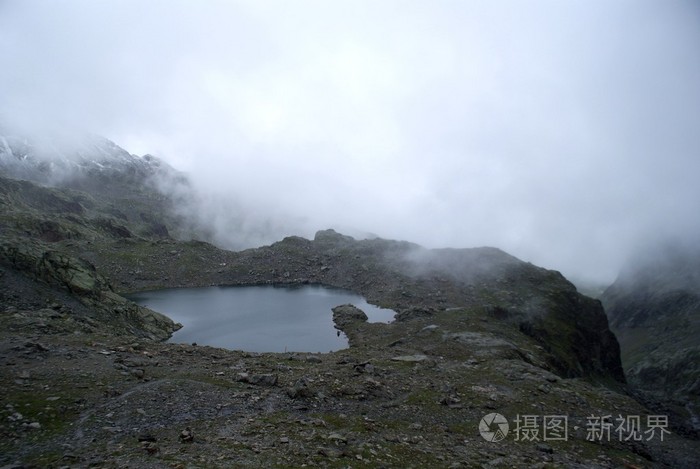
2;1;700;284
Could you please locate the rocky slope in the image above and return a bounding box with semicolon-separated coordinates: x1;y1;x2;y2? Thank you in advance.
1;135;699;466
601;243;700;435
0;240;180;342
0;129;197;242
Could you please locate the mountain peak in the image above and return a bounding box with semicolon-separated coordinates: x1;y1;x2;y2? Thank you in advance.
0;130;170;186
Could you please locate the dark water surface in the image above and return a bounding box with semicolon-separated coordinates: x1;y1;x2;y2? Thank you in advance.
127;285;395;353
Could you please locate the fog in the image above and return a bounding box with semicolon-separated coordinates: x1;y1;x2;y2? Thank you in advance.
2;0;699;284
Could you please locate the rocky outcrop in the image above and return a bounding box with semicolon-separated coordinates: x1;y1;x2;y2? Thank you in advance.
601;243;700;433
332;304;369;329
332;304;368;347
0;243;108;297
0;240;179;341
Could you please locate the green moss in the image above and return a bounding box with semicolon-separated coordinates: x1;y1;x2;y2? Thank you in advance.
3;390;79;436
20;450;67;467
405;388;441;408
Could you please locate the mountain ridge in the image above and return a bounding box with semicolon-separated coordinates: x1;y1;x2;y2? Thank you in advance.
0;131;169;184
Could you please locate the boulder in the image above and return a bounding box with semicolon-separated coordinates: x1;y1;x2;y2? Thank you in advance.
332;304;368;331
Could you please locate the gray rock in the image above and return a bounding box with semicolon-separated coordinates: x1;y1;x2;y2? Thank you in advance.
179;427;194;443
327;432;347;443
318;446;344;458
287;378;315;399
536;443;554;454
237;372;278;386
332;304;368;330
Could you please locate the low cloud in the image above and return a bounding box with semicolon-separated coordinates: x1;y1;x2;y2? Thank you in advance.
2;0;699;284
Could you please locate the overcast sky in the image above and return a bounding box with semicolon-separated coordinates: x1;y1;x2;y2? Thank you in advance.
1;0;699;283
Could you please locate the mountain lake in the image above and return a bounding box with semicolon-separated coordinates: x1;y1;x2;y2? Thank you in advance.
127;285;395;353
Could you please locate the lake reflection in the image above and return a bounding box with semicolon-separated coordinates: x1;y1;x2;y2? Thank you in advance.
127;285;395;353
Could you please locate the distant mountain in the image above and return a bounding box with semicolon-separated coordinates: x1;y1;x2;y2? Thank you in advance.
0;129;204;242
0;131;170;185
601;242;700;434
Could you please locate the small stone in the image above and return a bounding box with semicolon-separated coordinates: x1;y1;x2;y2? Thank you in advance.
536;443;554;454
354;362;375;373
27;422;41;430
440;395;462;407
25;341;49;352
318;447;344;458
364;377;381;388
137;433;157;442
141;441;159;454
123;357;147;368
287;378;315;399
280;437;289;444
327;432;347;443
179;427;194;443
237;373;278;386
